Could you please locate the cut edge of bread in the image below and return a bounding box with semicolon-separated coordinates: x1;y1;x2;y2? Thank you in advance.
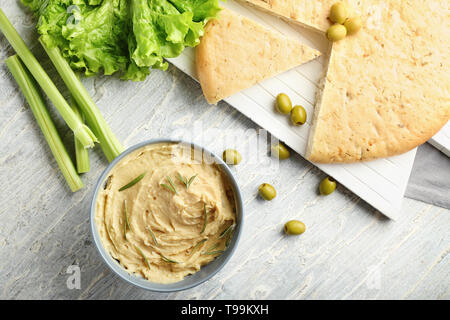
240;0;327;34
305;44;333;161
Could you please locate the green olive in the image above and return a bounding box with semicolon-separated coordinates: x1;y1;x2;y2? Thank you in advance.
275;93;292;114
329;2;348;24
284;220;306;235
319;177;337;195
327;24;347;42
344;16;362;35
290;105;307;126
258;183;277;201
271;143;290;160
223;149;242;165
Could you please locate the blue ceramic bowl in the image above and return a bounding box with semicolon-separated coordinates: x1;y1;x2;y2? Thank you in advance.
90;139;244;292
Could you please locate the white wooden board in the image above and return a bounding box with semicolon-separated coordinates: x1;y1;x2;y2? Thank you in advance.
168;0;418;220
429;122;450;157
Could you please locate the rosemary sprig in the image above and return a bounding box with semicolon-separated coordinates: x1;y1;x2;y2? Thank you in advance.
135;246;151;270
124;200;131;229
160;254;179;264
119;172;146;191
202;250;225;256
190;239;207;254
146;226;158;246
219;224;235;239
177;172;198;189
160;183;175;194
167;176;177;193
200;204;207;234
202;243;223;255
123;200;130;240
160;176;178;194
225;232;233;248
187;174;198;188
206;243;219;252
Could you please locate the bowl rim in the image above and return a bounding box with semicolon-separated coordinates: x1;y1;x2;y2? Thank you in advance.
89;138;244;292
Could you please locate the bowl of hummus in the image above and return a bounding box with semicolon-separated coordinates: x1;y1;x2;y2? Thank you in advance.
90;139;243;292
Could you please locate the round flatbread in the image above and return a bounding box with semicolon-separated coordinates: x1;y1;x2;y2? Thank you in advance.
241;0;450;162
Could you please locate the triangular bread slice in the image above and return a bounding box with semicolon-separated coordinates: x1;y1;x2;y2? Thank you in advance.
239;0;450;163
195;8;321;104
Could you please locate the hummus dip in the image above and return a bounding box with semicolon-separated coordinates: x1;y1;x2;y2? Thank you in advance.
95;142;236;283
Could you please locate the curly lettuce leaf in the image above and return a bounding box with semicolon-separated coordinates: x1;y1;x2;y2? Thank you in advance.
21;0;221;81
61;0;130;76
166;0;222;22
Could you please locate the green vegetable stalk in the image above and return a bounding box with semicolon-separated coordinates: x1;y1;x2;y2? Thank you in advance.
40;39;124;162
71;98;90;173
6;55;83;192
0;8;97;148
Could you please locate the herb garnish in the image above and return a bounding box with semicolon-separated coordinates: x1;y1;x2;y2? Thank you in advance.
219;224;235;239
146;226;158;246
123;200;130;240
200;204;207;234
202;250;225;256
119;172;147;191
160;176;178;194
135;246;151;269
177;172;197;189
190;239;207;254
206;243;219;252
160;254;179;264
225;232;233;248
202;243;224;255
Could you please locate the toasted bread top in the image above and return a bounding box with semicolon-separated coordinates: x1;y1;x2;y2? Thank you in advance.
196;8;321;104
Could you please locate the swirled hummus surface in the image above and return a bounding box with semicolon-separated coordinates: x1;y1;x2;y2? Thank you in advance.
95;143;236;283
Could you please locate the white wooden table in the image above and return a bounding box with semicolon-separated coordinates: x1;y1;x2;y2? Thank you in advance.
0;2;449;300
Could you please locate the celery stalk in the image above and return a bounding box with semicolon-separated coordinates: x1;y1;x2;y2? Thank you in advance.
71;98;90;173
40;39;124;162
6;55;83;192
0;8;97;148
